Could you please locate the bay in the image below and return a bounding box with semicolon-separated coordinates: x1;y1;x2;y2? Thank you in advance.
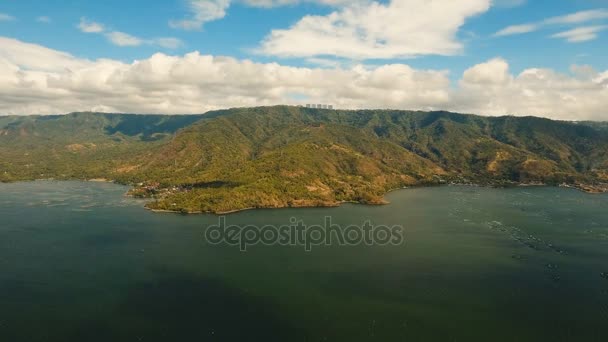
1;181;607;341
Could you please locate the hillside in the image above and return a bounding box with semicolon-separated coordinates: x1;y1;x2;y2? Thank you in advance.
1;106;607;213
0;112;206;182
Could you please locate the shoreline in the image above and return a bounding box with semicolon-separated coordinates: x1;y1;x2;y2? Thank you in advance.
87;178;113;183
141;182;608;216
2;178;606;215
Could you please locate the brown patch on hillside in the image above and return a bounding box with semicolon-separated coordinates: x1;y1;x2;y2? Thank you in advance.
281;169;306;178
521;159;556;178
487;151;511;173
306;180;332;196
116;165;139;173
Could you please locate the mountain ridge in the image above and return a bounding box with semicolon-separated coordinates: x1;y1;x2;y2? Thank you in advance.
1;106;607;213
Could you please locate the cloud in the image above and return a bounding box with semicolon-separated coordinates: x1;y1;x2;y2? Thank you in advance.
170;0;491;59
461;58;511;85
551;25;608;43
0;37;91;71
0;13;15;21
78;17;105;33
36;16;52;23
0;37;606;121
172;0;366;16
155;37;185;49
305;57;344;68
240;0;299;7
258;0;491;59
494;24;538;37
454;58;608;120
105;31;144;46
0;37;450;115
241;0;364;7
494;8;608;38
169;0;230;30
545;9;608;25
77;18;183;48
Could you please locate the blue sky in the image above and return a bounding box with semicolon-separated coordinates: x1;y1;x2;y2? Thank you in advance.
1;0;606;75
0;0;607;119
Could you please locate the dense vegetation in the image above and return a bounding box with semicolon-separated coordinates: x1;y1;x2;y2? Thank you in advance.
1;107;607;213
0;112;205;182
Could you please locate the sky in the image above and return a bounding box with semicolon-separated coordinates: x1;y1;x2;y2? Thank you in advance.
0;0;607;120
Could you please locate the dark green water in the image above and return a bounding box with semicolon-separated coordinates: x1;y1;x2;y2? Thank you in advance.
1;181;607;341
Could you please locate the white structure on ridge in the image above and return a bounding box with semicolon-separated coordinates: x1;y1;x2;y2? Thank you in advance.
305;104;334;109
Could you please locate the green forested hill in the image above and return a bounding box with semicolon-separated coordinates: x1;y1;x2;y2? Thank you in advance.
0;112;206;182
1;107;607;213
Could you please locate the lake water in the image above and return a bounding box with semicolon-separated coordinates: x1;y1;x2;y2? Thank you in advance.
1;181;607;341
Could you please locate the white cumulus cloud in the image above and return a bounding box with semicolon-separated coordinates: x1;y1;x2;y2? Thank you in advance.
454;58;608;121
241;0;364;7
257;0;491;59
0;37;607;121
78;17;105;33
105;31;144;47
172;0;491;59
170;0;231;30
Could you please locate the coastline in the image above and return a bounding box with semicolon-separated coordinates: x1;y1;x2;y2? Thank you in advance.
87;178;113;183
141;181;608;216
145;206;258;215
2;178;606;215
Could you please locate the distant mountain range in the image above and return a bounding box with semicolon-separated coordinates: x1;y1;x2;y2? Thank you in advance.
1;106;607;213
